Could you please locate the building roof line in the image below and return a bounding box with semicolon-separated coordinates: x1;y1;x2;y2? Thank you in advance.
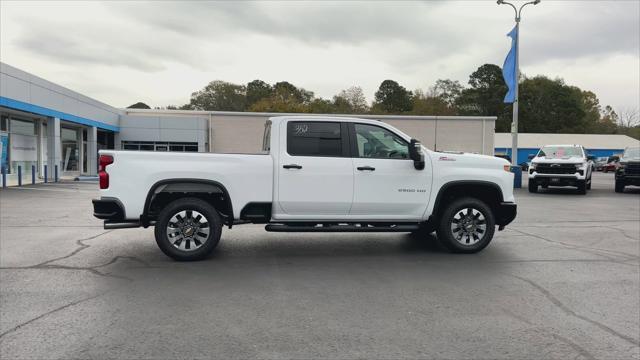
123;108;497;121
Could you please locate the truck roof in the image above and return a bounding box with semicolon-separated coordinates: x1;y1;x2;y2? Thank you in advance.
268;115;385;125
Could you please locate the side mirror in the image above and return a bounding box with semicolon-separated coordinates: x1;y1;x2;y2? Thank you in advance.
409;139;425;170
587;155;595;161
528;154;535;160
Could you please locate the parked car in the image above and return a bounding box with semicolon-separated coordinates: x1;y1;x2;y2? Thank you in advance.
603;156;620;173
93;116;517;261
528;144;593;194
615;147;640;193
594;157;609;171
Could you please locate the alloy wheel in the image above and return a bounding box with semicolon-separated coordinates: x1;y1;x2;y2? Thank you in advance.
166;210;210;251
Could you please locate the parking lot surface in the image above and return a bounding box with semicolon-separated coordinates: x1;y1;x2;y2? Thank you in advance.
1;172;639;359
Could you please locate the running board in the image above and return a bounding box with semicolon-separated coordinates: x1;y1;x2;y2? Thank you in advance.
265;223;420;232
104;221;141;229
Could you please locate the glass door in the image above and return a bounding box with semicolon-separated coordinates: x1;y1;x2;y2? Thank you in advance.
61;127;79;176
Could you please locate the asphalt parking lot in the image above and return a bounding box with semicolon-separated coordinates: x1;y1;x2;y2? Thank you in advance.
1;172;639;359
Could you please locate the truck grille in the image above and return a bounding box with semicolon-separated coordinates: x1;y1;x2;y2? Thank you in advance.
536;163;577;174
626;163;640;175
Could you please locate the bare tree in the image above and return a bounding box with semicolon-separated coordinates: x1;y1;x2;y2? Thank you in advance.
618;107;640;128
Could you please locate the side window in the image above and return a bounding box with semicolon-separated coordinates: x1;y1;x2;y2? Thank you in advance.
287;122;342;157
354;124;409;159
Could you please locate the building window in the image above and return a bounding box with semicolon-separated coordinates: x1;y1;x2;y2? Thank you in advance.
61;127;79;172
121;141;199;152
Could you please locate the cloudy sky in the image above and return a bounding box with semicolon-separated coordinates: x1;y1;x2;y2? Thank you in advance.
1;1;639;111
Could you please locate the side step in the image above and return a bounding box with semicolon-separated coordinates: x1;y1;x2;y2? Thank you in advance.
104;221;141;229
265;223;420;233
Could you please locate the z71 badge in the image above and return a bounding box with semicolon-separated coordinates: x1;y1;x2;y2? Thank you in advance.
398;188;427;193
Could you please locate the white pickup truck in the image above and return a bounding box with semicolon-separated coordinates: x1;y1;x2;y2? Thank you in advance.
527;144;593;194
93;116;517;261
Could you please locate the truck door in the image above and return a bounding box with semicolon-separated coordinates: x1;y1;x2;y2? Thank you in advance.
275;121;353;218
349;123;431;220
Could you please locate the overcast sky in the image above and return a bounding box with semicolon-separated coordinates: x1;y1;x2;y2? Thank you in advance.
1;0;638;112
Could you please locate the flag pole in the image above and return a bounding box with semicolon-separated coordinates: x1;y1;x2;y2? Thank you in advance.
498;0;540;166
511;19;520;166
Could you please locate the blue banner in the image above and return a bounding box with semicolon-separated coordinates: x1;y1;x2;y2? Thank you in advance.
502;25;518;103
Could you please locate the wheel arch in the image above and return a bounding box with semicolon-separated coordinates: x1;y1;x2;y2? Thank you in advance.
431;180;504;218
142;179;234;228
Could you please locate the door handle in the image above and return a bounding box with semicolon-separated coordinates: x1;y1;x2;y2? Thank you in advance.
283;164;303;169
357;166;376;171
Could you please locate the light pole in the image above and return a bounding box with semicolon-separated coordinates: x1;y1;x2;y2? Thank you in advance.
497;0;540;166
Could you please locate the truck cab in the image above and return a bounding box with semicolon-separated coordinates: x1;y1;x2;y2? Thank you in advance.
93;116;517;261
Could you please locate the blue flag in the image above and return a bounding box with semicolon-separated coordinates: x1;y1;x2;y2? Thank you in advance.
502;25;518;103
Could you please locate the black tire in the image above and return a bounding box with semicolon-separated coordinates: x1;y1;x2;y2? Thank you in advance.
586;177;592;190
528;179;538;193
615;180;625;193
436;197;496;254
577;181;587;195
154;197;222;261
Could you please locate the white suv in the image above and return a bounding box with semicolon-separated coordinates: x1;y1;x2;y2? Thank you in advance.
528;144;593;194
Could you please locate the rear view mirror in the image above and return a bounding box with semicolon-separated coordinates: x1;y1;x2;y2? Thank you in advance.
409;139;425;170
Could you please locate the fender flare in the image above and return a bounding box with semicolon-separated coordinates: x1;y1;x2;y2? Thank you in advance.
431;180;504;216
142;178;234;227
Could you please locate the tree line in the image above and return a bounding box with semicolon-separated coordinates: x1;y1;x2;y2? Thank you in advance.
129;63;639;139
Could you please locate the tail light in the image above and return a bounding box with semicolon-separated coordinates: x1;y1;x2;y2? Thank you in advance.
99;155;114;189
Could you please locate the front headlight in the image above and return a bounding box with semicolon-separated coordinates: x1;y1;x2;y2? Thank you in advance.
529;163;537;170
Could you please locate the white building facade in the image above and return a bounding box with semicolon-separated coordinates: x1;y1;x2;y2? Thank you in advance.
1;62;497;184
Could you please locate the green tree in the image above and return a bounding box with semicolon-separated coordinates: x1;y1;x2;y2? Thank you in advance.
333;86;369;114
518;76;587;133
307;98;336;113
273;81;314;104
456;64;511;131
411;89;456;116
127;102;151;109
246;80;272;109
430;79;463;108
189;80;246;111
372;80;413;113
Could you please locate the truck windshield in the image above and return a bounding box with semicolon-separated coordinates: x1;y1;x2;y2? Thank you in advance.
537;146;582;159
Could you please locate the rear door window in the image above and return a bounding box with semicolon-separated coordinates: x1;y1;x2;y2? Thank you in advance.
287;122;342;157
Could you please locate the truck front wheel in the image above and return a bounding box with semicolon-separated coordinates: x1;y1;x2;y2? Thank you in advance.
436;198;496;253
154;197;222;261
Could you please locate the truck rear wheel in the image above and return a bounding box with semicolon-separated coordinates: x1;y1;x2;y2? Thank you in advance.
436;197;496;253
154;198;222;261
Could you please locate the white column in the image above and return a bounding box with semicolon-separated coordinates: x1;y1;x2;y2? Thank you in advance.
87;126;98;175
46;117;62;180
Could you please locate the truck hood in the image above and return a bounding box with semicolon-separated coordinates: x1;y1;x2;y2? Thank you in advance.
532;156;584;164
431;151;509;168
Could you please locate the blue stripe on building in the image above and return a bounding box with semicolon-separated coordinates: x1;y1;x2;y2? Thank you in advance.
0;96;120;132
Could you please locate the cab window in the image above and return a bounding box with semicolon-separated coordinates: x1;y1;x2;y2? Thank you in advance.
287;122;342;157
354;124;409;159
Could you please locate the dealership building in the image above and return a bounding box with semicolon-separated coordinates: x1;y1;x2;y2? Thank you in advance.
1;61;638;185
